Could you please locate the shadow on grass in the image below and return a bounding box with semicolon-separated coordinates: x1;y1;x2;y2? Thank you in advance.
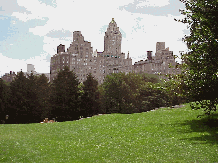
174;113;218;145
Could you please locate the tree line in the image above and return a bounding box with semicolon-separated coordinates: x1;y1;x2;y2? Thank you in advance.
1;0;217;123
0;66;188;124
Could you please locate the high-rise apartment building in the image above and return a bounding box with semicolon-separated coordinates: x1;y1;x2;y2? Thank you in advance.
50;19;181;84
104;18;122;56
50;18;133;84
133;42;181;76
27;64;35;74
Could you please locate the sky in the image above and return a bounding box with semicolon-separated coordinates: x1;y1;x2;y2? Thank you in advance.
0;0;190;77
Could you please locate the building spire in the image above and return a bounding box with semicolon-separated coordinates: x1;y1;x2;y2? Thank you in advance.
111;18;115;23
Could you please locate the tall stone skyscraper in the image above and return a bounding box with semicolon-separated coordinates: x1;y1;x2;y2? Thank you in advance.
50;18;132;84
104;18;122;56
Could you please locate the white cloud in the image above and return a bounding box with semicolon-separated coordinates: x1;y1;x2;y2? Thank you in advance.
11;12;41;22
0;53;27;76
11;0;55;22
1;0;188;76
136;0;170;7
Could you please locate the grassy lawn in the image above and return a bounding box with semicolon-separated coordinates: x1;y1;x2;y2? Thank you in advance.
0;103;218;162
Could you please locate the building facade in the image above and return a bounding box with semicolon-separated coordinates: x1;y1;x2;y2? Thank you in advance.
50;18;133;84
133;42;181;77
1;71;16;83
50;19;182;85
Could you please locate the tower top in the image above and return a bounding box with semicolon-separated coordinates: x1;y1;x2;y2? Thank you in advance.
111;18;115;23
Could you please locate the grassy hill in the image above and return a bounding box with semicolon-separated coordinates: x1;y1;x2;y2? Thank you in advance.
0;103;217;162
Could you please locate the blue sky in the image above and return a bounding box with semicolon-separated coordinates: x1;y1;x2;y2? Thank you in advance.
0;0;189;77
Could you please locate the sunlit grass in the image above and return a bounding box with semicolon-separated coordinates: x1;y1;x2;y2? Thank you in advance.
0;103;218;162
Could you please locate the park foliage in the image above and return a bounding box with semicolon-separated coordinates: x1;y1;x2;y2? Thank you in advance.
0;65;187;123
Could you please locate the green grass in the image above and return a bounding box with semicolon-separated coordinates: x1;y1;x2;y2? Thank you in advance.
0;103;218;162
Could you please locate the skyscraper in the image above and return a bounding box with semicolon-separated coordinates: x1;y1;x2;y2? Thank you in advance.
104;18;122;56
50;18;132;84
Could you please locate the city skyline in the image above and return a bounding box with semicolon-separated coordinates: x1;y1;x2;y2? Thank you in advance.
0;0;189;77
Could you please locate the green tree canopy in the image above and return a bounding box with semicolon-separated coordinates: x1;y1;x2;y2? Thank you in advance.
176;0;218;115
101;72;146;113
50;66;81;121
35;73;51;121
0;78;11;123
9;71;30;123
80;73;100;117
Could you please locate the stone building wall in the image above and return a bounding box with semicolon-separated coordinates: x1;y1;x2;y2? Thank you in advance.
50;20;182;85
1;71;16;83
133;43;182;77
50;18;132;85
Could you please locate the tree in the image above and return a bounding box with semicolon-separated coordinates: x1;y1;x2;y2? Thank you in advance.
121;72;146;113
50;66;81;121
139;72;160;83
80;73;99;117
137;82;168;112
100;73;122;113
35;73;51;121
0;78;11;123
101;72;146;114
176;0;218;116
26;72;41;123
9;71;30;123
